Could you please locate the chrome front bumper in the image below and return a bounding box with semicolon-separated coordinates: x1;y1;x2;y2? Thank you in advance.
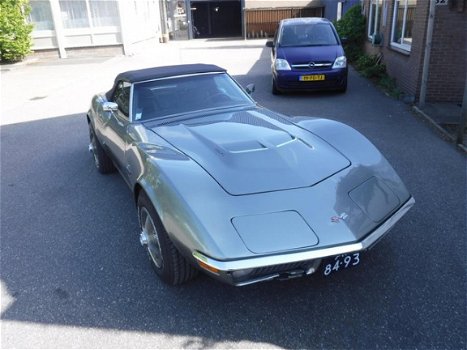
193;196;415;286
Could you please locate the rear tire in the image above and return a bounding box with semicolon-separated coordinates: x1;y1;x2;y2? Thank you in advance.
89;123;115;174
137;192;198;285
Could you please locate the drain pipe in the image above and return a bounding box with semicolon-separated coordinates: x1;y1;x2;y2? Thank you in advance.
160;0;169;43
419;0;436;108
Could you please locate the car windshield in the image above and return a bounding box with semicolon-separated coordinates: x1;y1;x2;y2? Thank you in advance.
279;23;338;47
132;72;254;121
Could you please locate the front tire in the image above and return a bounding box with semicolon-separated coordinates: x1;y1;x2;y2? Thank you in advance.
137;192;198;285
88;123;115;174
272;77;281;95
337;79;347;93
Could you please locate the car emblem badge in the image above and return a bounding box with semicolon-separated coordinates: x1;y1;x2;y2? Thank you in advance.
308;62;315;68
331;213;348;223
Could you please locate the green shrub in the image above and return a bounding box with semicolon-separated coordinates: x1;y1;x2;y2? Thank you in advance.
355;54;378;70
356;54;386;79
334;4;366;62
355;53;401;98
0;0;33;63
378;75;401;98
362;63;386;79
335;6;402;99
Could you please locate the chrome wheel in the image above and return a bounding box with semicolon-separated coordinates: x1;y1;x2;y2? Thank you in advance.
137;192;198;285
139;207;163;269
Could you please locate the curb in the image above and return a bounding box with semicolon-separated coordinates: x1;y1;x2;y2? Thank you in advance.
0;57;39;71
412;105;466;154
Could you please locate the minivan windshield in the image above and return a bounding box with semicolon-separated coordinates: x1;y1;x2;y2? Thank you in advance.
279;23;338;47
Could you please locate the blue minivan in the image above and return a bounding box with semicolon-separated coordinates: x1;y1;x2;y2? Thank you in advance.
266;18;347;94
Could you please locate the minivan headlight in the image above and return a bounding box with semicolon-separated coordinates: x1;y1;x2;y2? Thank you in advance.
332;56;347;69
274;58;291;71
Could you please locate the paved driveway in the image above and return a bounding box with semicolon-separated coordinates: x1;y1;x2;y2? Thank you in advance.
1;41;465;349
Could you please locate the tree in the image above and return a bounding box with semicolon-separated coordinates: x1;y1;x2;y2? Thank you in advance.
0;0;33;63
334;4;366;62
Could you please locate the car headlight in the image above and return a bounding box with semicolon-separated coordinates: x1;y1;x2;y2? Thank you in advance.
274;58;291;71
332;56;347;69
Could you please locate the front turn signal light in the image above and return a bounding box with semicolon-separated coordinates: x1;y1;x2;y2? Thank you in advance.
197;260;220;275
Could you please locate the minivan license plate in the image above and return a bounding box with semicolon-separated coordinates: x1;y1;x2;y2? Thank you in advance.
299;75;325;81
322;253;360;276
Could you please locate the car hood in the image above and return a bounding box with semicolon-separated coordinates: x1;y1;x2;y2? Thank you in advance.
277;45;343;64
149;108;350;195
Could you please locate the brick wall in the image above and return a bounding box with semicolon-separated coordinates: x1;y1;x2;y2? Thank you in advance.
362;0;429;101
361;0;466;103
426;4;466;102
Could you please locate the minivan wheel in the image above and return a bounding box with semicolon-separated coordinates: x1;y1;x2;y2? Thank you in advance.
338;79;348;93
272;78;281;95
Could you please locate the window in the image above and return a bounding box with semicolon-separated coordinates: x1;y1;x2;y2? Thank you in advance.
337;2;343;21
113;82;131;117
89;0;119;27
59;0;90;29
29;0;54;31
368;0;382;40
391;0;417;52
132;73;254;121
279;24;338;47
59;0;120;29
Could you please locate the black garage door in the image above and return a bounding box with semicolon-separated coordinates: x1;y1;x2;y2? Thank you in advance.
191;1;242;38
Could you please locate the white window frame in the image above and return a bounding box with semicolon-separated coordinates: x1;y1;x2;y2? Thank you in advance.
390;0;415;52
337;1;343;21
367;0;381;40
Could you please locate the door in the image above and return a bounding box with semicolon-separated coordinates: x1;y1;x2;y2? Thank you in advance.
191;1;241;38
102;81;131;175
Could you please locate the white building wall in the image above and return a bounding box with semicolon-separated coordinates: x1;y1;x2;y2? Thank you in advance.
118;0;163;54
28;0;163;58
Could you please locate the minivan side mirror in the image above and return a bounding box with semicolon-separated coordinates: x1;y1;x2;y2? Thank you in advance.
340;37;348;45
266;41;274;48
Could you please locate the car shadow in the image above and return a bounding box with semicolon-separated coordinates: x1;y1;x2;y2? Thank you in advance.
1;45;465;349
0;113;419;349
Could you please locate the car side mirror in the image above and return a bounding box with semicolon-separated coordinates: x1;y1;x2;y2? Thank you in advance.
245;83;255;95
103;102;118;112
266;41;274;48
340;37;348;45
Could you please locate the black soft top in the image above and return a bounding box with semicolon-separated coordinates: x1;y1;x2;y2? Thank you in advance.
106;63;226;100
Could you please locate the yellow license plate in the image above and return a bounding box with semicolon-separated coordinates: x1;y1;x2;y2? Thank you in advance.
299;75;325;81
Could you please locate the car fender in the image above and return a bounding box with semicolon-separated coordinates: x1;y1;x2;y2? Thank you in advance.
127;125;251;262
87;93;108;138
291;116;411;203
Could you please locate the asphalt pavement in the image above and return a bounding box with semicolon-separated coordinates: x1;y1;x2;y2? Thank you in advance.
1;39;466;349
